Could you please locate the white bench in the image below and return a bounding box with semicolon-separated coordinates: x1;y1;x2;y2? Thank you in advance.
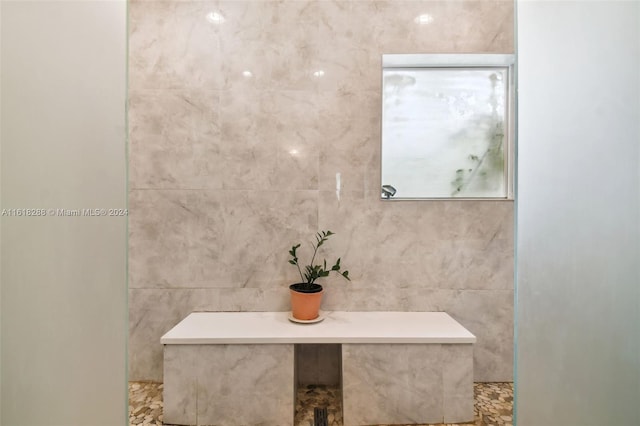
161;311;476;426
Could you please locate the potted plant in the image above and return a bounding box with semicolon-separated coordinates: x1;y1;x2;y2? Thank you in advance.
288;230;350;320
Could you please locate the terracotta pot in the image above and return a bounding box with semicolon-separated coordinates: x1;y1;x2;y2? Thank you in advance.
289;283;323;320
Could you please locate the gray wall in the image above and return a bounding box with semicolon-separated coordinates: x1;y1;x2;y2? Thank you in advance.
516;1;640;424
129;0;515;382
1;1;127;424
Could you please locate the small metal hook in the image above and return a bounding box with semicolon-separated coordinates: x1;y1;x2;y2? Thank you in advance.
381;185;397;199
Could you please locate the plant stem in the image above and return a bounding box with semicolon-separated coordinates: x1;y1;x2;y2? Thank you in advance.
308;240;321;281
296;263;304;283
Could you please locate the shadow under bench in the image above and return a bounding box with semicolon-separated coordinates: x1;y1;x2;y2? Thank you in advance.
161;311;476;426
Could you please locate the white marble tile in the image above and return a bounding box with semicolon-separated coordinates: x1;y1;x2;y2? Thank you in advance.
443;344;475;422
216;288;290;312
445;395;476;424
317;191;513;292
443;344;474;396
342;344;444;425
448;290;514;382
128;190;196;289
218;90;320;190
363;0;514;54
129;1;222;90
318;192;513;291
433;201;514;241
425;239;515;291
218;1;320;91
197;344;294;425
314;41;382;93
266;91;321;190
316;91;381;193
187;189;318;287
129;288;220;381
163;344;295;426
130;188;318;289
163;345;198;425
128;90;221;190
217;89;275;191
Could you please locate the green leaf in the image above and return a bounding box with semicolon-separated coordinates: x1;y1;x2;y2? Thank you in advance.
288;230;350;285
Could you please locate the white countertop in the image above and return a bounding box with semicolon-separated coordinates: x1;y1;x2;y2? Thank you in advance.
160;311;476;345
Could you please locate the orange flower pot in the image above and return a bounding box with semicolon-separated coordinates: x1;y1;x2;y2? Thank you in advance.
289;283;323;320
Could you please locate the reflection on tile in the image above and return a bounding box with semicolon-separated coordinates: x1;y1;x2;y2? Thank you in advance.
316;91;381;193
218;0;320;91
129;1;223;90
219;90;320;190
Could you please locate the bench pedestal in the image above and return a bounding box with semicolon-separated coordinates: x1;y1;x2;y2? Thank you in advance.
161;311;475;426
342;344;473;425
164;345;294;425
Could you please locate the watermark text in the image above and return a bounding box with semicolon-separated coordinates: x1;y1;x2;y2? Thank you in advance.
1;208;128;217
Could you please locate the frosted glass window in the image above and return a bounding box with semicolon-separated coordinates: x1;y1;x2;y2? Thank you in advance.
381;55;514;199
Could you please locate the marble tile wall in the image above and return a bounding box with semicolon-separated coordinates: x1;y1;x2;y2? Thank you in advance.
342;344;474;424
128;0;514;382
164;344;294;425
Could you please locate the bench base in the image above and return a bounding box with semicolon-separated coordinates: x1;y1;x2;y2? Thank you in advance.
164;344;294;425
164;343;473;425
343;343;474;425
161;312;476;425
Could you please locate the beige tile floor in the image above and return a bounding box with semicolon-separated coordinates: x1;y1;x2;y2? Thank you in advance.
129;381;513;426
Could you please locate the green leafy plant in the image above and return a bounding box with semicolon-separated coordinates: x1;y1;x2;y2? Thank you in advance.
288;230;350;288
451;72;505;196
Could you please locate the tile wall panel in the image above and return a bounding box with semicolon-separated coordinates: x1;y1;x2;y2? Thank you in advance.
129;0;515;382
